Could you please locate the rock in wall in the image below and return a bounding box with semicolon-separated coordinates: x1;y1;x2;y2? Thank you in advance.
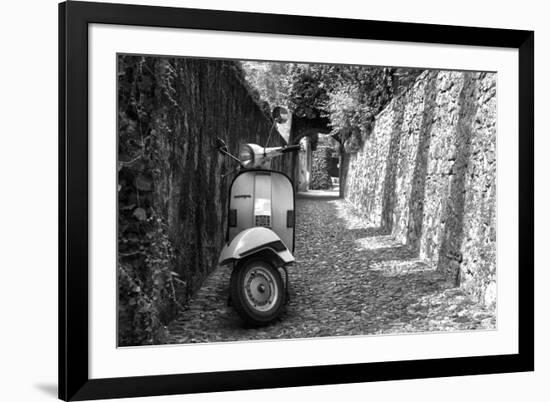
343;70;496;307
118;55;291;343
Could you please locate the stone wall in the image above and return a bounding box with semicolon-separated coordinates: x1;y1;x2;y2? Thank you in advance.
344;106;398;227
343;70;496;307
118;56;291;311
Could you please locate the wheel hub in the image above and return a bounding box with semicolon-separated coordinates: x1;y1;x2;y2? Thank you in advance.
243;266;278;312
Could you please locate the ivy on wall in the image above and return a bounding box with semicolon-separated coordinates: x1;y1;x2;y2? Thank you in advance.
117;56;186;346
310;146;334;190
117;55;292;346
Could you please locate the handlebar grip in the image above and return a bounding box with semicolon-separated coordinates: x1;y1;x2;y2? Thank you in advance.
280;144;301;153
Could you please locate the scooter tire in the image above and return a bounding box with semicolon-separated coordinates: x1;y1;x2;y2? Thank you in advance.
230;258;285;326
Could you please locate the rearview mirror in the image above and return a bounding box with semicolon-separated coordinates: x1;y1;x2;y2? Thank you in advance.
272;106;289;124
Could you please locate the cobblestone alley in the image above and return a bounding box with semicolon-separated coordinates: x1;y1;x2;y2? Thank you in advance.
167;190;496;344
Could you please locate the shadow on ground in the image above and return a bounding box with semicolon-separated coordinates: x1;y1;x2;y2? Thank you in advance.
166;192;495;343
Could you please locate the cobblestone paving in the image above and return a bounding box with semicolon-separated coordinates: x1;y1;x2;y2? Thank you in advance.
167;191;496;344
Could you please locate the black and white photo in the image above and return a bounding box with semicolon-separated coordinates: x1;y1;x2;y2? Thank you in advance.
117;55;497;346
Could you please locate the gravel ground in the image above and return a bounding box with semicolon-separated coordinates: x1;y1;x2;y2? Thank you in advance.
166;190;496;344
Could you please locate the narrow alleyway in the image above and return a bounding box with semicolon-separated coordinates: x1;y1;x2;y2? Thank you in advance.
167;191;495;344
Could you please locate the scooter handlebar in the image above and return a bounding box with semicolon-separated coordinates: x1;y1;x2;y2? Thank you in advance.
280;144;302;153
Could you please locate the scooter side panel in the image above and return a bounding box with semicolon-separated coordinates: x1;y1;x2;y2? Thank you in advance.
228;172;254;243
270;173;294;251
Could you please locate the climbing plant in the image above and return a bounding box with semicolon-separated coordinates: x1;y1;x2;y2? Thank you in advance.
117;55;185;346
287;64;395;151
310;146;334;190
240;61;292;110
241;61;422;153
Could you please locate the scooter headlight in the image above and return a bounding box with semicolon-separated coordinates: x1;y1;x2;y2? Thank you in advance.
239;144;255;167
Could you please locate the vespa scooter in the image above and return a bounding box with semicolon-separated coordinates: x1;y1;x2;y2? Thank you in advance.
216;107;300;326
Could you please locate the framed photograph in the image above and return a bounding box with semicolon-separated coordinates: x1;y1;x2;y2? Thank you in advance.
59;1;534;400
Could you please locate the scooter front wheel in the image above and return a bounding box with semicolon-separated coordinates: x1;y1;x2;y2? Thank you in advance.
230;258;285;326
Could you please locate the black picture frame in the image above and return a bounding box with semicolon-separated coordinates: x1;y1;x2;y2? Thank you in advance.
59;1;534;400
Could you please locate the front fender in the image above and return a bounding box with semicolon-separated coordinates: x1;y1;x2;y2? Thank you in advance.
218;227;294;266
